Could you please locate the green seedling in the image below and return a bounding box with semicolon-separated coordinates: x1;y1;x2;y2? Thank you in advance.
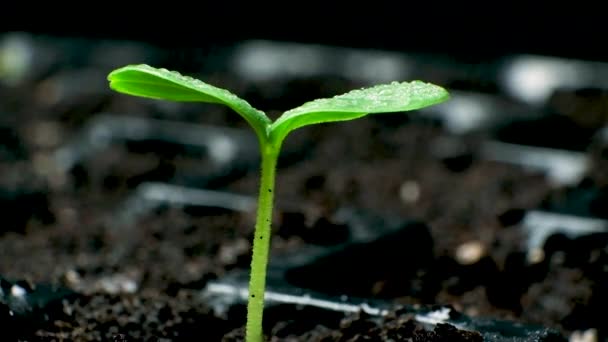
107;64;449;342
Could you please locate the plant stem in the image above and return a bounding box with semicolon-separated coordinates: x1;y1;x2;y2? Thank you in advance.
246;143;280;342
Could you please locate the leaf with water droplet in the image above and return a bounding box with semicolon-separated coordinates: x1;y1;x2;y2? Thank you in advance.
270;81;449;142
107;64;270;139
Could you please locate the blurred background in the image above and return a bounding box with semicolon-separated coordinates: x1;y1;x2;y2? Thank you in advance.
2;8;608;249
1;7;608;340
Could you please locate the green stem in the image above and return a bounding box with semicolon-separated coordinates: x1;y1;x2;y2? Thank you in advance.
246;142;280;342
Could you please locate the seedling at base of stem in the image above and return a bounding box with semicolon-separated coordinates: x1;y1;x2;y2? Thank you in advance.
107;64;449;342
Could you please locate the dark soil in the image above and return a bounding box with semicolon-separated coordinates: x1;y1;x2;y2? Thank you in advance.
1;34;606;341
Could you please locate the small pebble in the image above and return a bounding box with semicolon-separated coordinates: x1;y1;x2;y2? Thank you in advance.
64;269;81;287
570;329;597;342
455;241;485;265
527;248;545;264
400;180;420;204
10;285;26;298
96;274;138;294
218;238;249;265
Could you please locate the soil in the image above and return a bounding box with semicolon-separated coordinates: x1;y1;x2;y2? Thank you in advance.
1;34;607;341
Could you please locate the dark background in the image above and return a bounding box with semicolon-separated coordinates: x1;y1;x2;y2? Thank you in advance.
2;3;606;61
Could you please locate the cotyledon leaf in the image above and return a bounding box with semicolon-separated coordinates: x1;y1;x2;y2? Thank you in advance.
108;65;450;146
270;81;449;143
108;64;271;139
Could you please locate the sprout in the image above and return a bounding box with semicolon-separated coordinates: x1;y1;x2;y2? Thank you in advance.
108;64;449;341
